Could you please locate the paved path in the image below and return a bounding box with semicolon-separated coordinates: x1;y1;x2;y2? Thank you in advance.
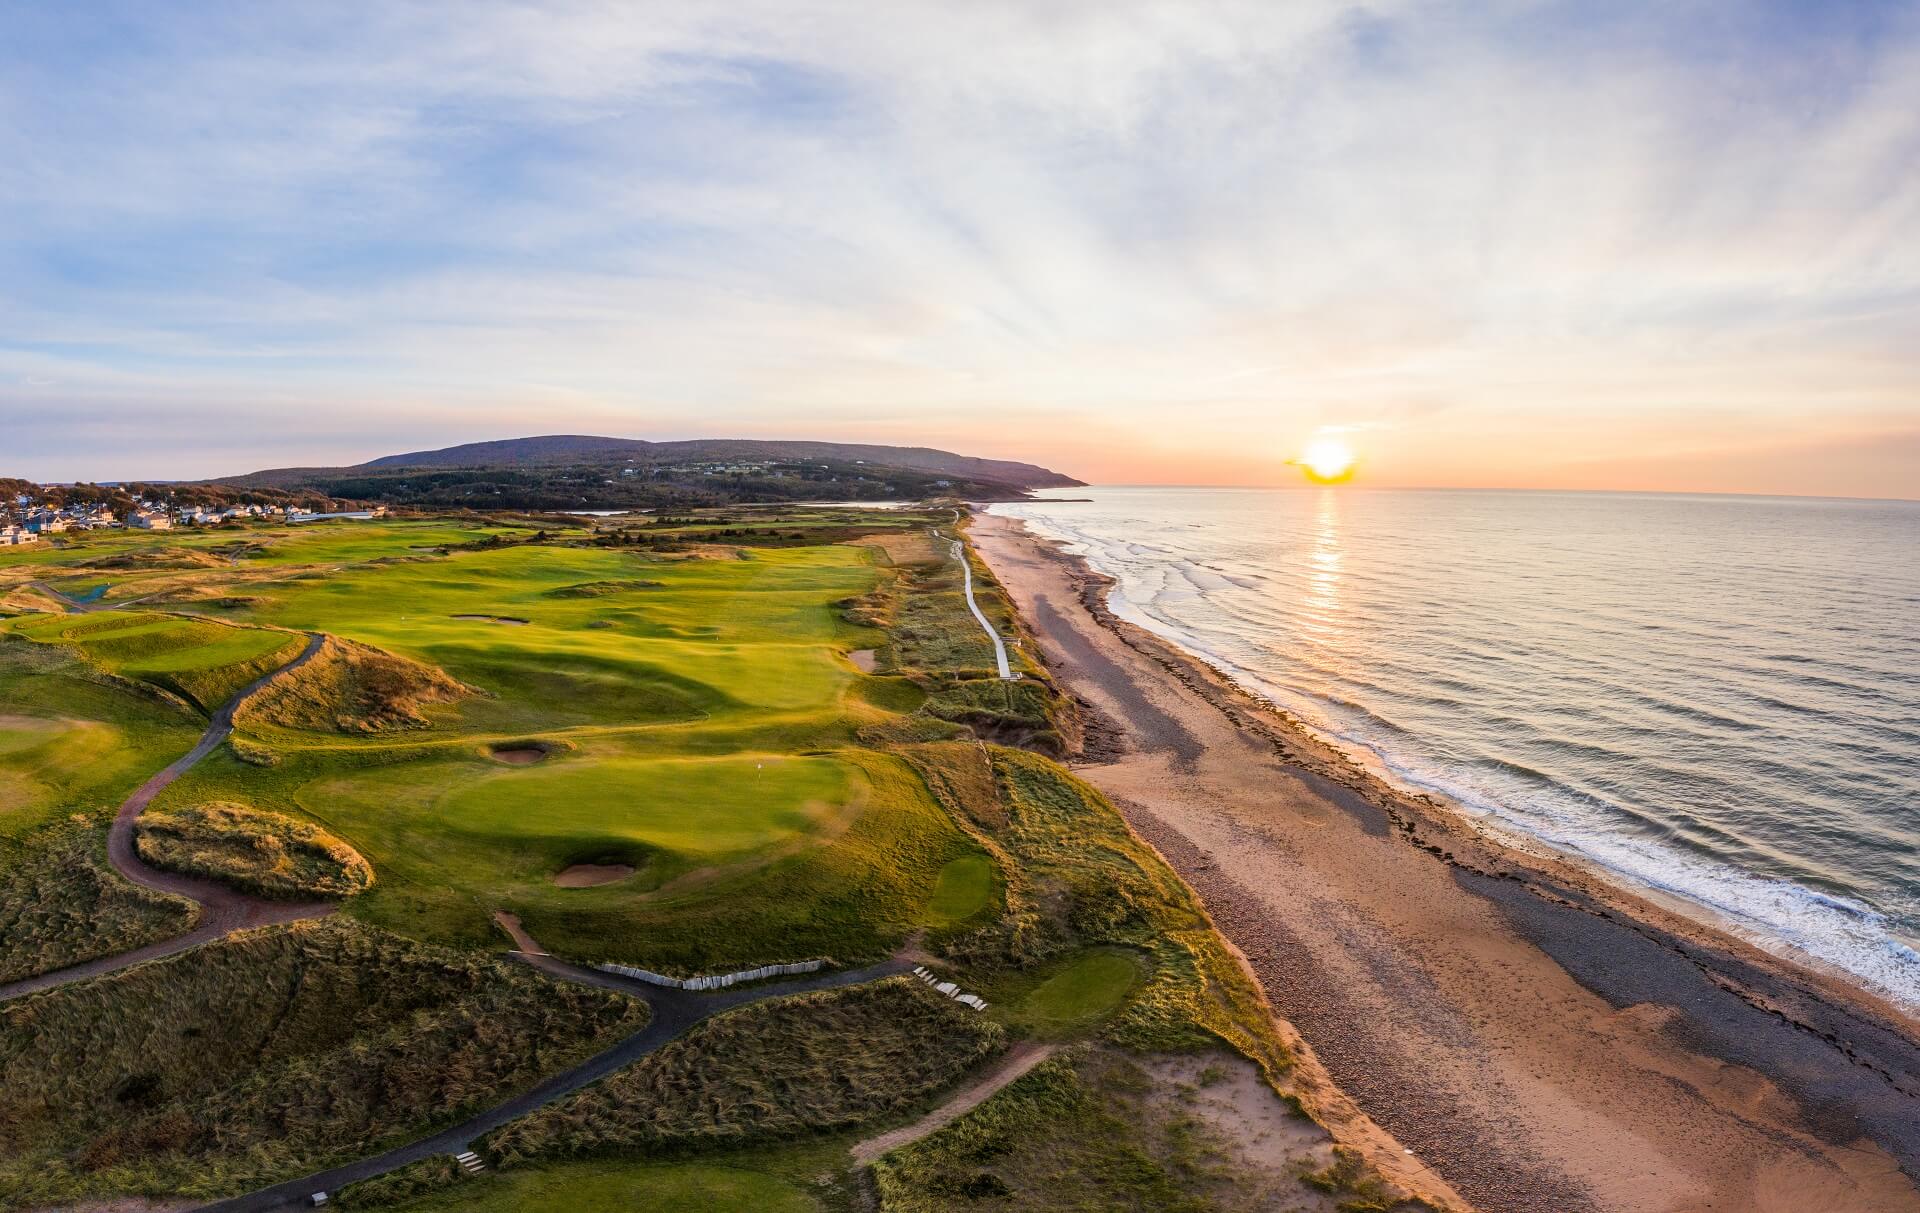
851;1040;1058;1165
193;948;918;1212
942;515;1014;680
0;631;334;1003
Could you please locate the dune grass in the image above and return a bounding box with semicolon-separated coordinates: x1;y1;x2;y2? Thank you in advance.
135;802;374;899
874;1049;1325;1213
235;636;476;733
344;1158;822;1212
0;511;1372;1211
0;918;645;1209
0;824;198;984
486;977;1004;1164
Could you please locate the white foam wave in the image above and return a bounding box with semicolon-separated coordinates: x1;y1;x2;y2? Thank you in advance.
993;498;1920;1011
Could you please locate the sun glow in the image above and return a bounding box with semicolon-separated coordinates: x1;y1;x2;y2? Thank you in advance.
1298;436;1357;484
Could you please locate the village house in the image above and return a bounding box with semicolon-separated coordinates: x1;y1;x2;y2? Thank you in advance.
0;524;37;545
129;511;172;530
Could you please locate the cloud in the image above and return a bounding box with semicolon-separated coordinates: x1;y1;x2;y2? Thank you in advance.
0;1;1916;494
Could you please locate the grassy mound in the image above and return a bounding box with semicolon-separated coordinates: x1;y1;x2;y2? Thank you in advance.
0;919;646;1207
135;802;374;899
7;611;306;714
73;548;230;570
543;579;664;598
236;636;475;733
487;977;1003;1163
0;825;198;983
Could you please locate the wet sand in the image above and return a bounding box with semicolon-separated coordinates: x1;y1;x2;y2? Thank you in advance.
972;512;1920;1213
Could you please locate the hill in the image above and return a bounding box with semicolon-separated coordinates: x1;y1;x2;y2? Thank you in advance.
222;435;1081;511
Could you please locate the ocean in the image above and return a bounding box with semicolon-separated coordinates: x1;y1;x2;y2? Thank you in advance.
991;487;1920;1008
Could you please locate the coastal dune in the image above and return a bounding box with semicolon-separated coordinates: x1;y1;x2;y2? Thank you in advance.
972;512;1920;1213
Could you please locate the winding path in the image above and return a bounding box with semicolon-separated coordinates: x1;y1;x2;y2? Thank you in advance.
193;941;918;1212
851;1040;1057;1165
0;630;334;1003
942;514;1014;680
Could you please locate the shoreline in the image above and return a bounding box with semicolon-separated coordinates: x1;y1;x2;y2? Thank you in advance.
1002;507;1920;1024
970;510;1920;1213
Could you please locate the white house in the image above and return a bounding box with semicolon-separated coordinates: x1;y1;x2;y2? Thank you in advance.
130;511;172;530
0;524;36;546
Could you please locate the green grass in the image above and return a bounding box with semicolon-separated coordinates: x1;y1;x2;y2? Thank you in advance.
438;753;850;867
348;1158;822;1212
927;854;998;926
6;610;304;714
1010;949;1147;1036
0;919;645;1209
0;515;1402;1210
0;640;204;841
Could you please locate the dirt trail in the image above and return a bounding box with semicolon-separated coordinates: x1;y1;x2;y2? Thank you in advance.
0;632;336;1003
971;511;1920;1213
851;1041;1059;1165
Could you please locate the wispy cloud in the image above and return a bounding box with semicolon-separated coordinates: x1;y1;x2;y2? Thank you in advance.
1;1;1916;494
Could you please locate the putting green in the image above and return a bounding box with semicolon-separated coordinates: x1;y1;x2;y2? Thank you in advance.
1015;948;1146;1034
438;754;849;862
927;853;998;924
0;713;163;839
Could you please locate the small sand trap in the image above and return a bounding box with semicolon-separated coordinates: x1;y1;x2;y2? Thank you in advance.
849;648;878;673
452;614;529;625
555;863;636;888
490;746;548;765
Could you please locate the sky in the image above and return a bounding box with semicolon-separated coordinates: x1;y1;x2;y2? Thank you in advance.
2;1;1917;498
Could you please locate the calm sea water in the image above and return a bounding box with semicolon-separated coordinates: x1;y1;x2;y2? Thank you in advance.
992;488;1920;1007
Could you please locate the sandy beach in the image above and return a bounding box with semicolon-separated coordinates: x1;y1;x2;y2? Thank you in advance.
972;512;1920;1213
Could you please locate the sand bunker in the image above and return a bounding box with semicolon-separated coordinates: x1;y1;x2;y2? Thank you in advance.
849;648;878;673
490;746;549;765
554;862;636;888
451;613;529;625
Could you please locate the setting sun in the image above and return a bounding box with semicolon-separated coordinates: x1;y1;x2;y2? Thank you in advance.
1298;436;1357;483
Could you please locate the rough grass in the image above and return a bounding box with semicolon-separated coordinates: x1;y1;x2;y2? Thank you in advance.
135;802;374;899
874;1049;1319;1213
900;744;1287;1070
921;678;1062;753
0;919;646;1208
486;978;1004;1164
343;1158;823;1212
235;636;476;733
0;824;198;983
857;530;1068;754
